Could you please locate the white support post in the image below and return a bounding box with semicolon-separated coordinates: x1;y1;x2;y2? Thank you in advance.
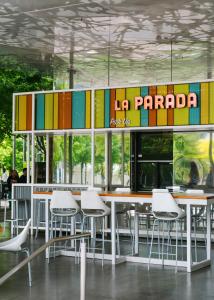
12;94;15;133
206;204;211;260
91;89;95;187
186;204;192;272
111;200;116;265
31;93;35;184
80;241;86;300
46;133;49;184
105;132;108;189
27;134;30;183
121;132;124;186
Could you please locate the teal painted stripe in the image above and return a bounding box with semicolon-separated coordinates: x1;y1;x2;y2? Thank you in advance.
36;94;45;129
189;83;200;125
140;86;149;126
104;89;110;128
72;91;85;129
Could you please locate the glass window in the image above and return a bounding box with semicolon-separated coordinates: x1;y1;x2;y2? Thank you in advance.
173;131;214;188
34;135;46;183
51;135;65;184
94;134;105;186
111;132;130;187
70;135;91;184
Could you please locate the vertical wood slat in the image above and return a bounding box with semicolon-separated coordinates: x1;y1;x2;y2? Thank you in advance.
115;88;125;128
110;89;116;128
149;86;157;126
26;94;32;130
126;87;141;127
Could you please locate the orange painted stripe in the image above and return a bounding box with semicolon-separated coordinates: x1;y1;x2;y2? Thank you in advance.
58;92;64;129
149;86;157;126
26;94;32;130
110;89;116;128
58;92;72;129
167;85;174;125
64;92;72;129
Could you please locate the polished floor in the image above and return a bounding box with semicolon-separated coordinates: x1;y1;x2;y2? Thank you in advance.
0;233;214;300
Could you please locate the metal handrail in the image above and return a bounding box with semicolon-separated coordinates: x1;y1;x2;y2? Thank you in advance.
0;233;90;286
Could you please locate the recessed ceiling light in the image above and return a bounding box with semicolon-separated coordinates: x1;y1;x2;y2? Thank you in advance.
87;50;98;54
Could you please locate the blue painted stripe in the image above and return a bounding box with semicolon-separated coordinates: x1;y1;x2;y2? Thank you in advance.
189;83;200;125
140;86;149;126
36;94;45;129
104;89;110;128
72;91;85;129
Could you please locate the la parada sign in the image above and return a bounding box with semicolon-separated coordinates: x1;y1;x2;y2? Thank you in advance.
114;93;197;111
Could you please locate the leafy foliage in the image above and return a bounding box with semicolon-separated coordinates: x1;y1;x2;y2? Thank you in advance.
0;55;53;173
0;56;53;143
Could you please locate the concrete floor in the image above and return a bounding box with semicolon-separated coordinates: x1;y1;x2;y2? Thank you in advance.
0;235;214;300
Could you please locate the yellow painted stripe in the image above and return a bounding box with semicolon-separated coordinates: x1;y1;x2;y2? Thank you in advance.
126;87;141;127
15;96;19;130
115;88;125;128
95;90;104;128
18;95;27;130
157;85;167;126
201;83;209;124
53;93;59;129
45;93;54;129
209;82;214;123
174;84;189;125
85;90;91;128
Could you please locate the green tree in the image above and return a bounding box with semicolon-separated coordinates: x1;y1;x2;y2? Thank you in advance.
0;56;53;171
72;136;91;184
0;56;53;143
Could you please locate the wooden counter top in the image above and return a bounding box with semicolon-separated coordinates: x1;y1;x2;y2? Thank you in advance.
33;191;214;200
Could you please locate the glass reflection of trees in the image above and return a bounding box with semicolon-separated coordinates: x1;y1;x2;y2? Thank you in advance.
173;132;214;188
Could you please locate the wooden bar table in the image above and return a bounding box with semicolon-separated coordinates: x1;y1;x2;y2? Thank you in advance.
32;190;214;272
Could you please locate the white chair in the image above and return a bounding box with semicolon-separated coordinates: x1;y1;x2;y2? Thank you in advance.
186;189;205;262
148;189;185;272
49;191;80;258
87;186;103;192
115;187;134;255
166;186;181;192
81;190;111;264
115;188;131;193
50;191;80;237
0;219;32;286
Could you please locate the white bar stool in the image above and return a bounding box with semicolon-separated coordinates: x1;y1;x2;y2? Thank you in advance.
186;189;206;262
148;189;186;272
3;198;19;236
81;190;111;265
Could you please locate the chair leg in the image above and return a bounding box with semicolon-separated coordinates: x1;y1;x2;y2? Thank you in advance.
193;218;198;262
148;219;157;270
22;248;32;287
35;201;40;239
175;220;178;273
102;217;105;267
116;217;120;256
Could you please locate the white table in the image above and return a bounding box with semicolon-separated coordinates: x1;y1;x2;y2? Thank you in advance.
32;191;214;272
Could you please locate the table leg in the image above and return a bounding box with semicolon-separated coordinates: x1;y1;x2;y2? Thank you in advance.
206;204;211;260
45;197;49;258
186;204;192;272
134;212;139;255
111;200;116;265
30;196;34;236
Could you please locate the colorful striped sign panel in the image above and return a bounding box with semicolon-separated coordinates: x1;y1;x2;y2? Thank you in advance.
94;82;214;128
15;95;32;131
15;91;91;131
14;81;214;131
